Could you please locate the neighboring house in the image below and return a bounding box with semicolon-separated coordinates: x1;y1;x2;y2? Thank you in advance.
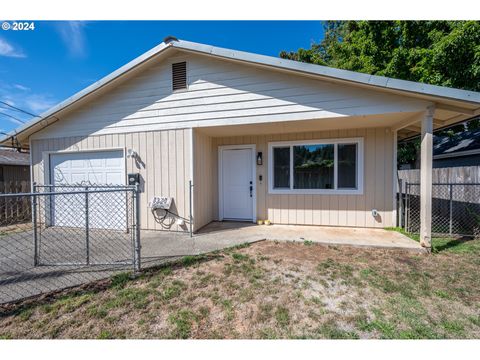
0;147;30;185
1;38;479;244
433;128;480;168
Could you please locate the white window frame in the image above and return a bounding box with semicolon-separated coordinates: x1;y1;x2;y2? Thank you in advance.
268;137;364;195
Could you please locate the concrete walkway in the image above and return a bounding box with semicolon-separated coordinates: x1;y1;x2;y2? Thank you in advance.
140;222;425;265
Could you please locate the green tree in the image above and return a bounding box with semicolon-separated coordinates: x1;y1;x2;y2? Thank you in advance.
281;21;480;91
281;21;480;166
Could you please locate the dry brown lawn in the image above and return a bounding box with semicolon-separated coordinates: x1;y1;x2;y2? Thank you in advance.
1;239;480;339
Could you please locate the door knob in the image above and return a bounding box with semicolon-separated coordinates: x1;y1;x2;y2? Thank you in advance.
250;185;253;197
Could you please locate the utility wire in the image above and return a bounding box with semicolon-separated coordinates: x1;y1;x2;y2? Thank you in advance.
0;100;39;118
0;111;26;124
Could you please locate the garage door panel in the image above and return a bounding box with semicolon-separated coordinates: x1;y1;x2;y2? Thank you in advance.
50;150;126;230
71;160;85;168
106;157;123;167
71;172;87;184
87;172;105;184
106;172;123;184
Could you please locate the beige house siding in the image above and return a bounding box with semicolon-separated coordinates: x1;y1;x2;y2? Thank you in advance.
30;52;428;140
30;128;192;231
209;126;394;228
192;130;214;231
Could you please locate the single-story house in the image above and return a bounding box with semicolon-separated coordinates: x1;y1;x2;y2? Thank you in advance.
0;147;30;187
1;37;480;248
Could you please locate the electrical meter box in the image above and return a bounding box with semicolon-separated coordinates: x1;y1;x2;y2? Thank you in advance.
128;173;140;185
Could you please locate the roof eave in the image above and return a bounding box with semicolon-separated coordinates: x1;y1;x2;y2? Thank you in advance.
2;38;480;146
173;40;480;106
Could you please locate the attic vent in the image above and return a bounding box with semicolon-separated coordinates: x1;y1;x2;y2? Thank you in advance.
172;62;187;91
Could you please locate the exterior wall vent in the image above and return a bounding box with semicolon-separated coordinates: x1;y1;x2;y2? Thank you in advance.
172;62;187;91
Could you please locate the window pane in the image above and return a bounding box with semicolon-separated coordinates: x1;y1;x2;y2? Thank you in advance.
338;143;357;189
273;147;290;188
293;144;334;189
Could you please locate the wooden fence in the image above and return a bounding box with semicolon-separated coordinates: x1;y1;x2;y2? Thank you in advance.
398;166;480;188
0;180;32;226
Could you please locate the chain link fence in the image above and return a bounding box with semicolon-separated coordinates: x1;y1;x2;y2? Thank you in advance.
400;182;480;238
0;184;140;305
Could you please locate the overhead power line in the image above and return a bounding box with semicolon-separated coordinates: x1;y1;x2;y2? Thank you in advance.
0;100;39;118
0;111;26;124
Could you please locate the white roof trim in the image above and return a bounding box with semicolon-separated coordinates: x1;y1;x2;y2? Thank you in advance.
2;38;480;145
434;148;480;160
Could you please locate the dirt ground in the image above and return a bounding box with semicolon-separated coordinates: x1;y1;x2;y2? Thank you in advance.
1;239;479;339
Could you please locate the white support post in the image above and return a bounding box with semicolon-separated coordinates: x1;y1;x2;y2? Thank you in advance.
392;129;398;227
420;105;435;250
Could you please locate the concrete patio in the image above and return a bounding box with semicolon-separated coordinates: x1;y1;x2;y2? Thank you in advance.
140;221;425;265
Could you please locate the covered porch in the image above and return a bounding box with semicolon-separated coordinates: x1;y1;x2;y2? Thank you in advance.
191;105;477;251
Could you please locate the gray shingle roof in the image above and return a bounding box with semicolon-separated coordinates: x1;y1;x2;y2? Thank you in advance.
0;148;30;166
434;128;480;158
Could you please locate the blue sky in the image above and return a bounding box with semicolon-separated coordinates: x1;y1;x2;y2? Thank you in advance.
0;21;324;134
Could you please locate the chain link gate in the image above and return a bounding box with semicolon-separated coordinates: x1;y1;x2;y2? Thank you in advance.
0;184;141;305
402;182;480;238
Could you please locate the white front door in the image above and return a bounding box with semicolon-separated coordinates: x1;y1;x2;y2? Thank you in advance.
220;147;255;221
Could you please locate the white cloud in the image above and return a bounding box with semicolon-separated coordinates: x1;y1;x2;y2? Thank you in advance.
0;38;26;58
0;83;57;133
13;84;30;91
57;21;87;57
23;94;56;113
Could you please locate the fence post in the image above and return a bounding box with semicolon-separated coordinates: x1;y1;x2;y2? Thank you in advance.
85;186;90;265
449;184;453;237
133;184;141;272
32;182;39;266
405;182;409;232
189;180;194;238
398;178;403;228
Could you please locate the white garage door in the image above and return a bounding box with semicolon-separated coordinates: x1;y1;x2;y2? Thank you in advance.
50;150;125;186
49;150;126;229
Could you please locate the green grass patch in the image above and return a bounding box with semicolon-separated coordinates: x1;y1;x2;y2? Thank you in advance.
318;321;359;339
97;330;114;339
221;299;235;321
441;319;465;337
103;287;152;310
17;307;34;321
182;255;205;267
275;306;290;327
168;309;197;339
431;237;480;254
385;227;480;254
161;280;187;301
110;272;132;289
87;305;108;319
231;252;249;261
